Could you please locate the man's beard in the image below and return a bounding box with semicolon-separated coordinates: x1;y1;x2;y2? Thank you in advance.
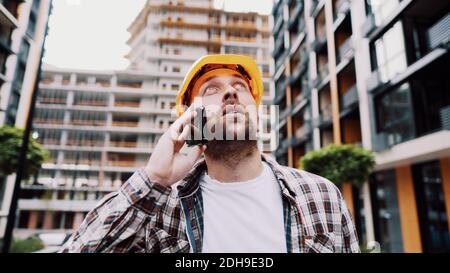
204;112;259;164
205;139;258;165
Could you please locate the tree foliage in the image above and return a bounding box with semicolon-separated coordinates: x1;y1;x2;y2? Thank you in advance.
0;126;49;180
299;144;375;187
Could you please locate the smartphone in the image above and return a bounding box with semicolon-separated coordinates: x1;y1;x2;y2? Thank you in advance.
186;106;208;147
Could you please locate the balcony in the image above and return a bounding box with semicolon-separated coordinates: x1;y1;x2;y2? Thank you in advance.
274;89;286;105
310;0;320;16
361;13;376;38
318;104;333;127
66;158;101;165
336;36;353;64
275;50;288;73
114;101;140;108
312;35;327;53
295;123;312;140
109;141;138;148
34;119;64;125
279;105;292;120
108;160;140;167
74;100;108;107
111;121;139;128
38;97;67;105
366;70;384;92
427;12;450;50
374;106;450;152
39;139;61;146
70;120;106;127
440;105;450;131
340;85;358;110
272;32;285;58
272;13;283;35
294;86;311;105
19;199;100;212
66;139;103;147
288;2;304;30
313;66;329;88
333;0;350;21
290;53;309;85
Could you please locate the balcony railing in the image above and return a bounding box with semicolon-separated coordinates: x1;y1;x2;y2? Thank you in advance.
108;161;139;167
341;85;358;109
111;121;139;127
361;13;376;38
318;104;333;126
279;105;292;120
39;139;60;146
66;140;103;147
427;12;450;50
273;32;285;58
337;36;353;64
366;70;383;92
312;35;327;52
71;120;106;127
114;101;140;108
333;0;350;21
34;118;64;125
294;86;311;104
63;160;100;165
290;53;309;84
74;100;108;107
109;141;138;148
272;14;283;34
288;2;304;29
440;105;450;130
310;0;320;16
295;123;312;139
38;97;67;105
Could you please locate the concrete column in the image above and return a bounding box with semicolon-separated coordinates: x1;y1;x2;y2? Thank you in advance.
73;212;85;230
395;165;422;253
439;157;450;231
341;183;355;217
27;211;38;229
43;211;53;229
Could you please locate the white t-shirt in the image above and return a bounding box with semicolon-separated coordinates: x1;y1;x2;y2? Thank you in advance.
200;162;287;253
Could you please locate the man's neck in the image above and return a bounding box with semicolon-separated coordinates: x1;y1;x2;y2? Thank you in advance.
204;140;263;183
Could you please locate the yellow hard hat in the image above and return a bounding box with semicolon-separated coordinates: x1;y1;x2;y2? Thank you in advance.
175;54;263;116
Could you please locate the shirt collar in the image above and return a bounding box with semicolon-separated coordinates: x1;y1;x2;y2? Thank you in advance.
177;153;297;199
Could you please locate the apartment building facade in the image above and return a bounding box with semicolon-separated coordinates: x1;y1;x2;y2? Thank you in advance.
14;0;275;238
272;0;449;252
0;0;52;237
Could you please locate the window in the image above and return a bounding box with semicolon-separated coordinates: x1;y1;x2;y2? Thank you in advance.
375;83;415;146
371;22;407;82
172;66;180;73
370;170;404;252
412;161;450;253
366;0;402;25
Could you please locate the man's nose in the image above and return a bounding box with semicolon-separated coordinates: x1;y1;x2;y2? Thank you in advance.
222;86;239;105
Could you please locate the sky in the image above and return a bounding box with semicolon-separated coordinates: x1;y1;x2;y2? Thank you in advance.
43;0;273;70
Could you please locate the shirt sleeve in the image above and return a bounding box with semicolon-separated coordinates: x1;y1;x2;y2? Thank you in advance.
59;168;171;253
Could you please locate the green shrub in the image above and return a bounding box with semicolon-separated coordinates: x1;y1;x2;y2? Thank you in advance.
299;144;375;187
0;126;49;180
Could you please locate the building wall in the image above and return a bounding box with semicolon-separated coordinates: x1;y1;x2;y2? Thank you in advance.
15;0;275;238
0;0;52;238
272;0;450;252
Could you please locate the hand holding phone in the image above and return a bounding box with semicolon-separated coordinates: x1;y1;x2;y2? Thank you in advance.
186;105;209;147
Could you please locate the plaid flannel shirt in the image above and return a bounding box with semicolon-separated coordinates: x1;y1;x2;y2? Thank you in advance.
60;153;360;253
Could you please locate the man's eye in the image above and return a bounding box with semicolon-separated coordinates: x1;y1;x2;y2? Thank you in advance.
233;82;246;90
203;86;219;95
